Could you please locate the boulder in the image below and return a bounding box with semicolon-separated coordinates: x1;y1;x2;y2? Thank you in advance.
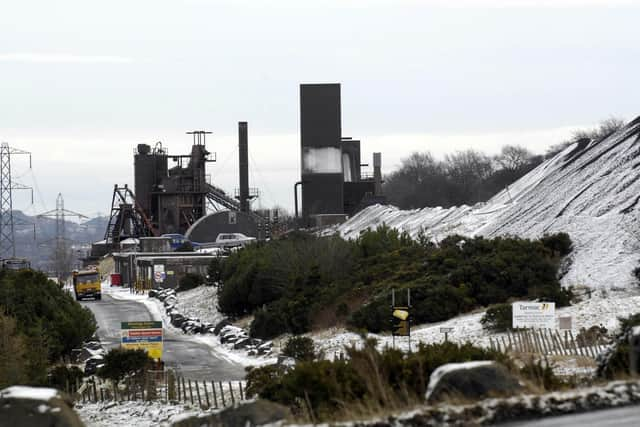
171;314;186;328
213;319;232;335
0;386;85;427
221;334;237;344
233;338;252;350
148;289;158;298
171;399;290;427
426;361;522;403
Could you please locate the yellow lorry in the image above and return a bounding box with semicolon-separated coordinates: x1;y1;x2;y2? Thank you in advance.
72;269;101;301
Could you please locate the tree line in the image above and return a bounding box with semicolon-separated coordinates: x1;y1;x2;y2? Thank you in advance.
383;118;625;210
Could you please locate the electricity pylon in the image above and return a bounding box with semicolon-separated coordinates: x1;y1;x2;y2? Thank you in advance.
38;193;87;280
0;142;33;259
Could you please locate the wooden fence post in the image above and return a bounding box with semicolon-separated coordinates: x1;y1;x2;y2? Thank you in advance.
188;379;194;404
228;382;235;405
196;380;202;407
219;382;226;407
500;337;509;354
182;377;187;401
211;381;218;408
239;382;244;401
203;382;211;408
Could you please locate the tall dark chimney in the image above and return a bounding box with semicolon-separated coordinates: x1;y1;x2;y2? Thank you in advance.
373;152;382;196
238;122;250;213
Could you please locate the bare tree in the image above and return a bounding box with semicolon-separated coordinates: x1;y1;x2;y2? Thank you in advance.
546;117;626;159
495;145;535;172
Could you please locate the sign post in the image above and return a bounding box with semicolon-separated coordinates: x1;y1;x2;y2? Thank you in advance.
121;321;163;359
440;326;454;342
391;289;411;351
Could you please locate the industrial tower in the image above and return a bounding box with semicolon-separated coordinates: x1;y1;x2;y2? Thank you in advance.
0;142;33;259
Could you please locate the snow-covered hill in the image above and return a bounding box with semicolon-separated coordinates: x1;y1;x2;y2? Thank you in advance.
339;117;640;290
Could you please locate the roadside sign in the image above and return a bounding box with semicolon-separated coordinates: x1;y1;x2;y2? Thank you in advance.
121;321;163;359
153;265;166;283
440;327;453;333
512;302;555;329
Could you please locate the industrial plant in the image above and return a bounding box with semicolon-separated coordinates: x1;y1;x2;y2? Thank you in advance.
0;83;385;279
91;82;385;256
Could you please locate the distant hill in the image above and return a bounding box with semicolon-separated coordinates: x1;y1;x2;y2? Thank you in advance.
338;116;640;290
11;211;108;273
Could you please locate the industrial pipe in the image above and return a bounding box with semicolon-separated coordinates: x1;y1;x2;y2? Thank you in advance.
294;181;303;218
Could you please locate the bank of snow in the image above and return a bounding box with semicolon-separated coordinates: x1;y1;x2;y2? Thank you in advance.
337;118;640;291
75;401;201;427
173;286;224;327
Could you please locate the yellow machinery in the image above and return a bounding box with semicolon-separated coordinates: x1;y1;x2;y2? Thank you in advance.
72;269;101;301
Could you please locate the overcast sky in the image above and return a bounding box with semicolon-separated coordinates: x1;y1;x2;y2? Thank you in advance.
1;0;639;217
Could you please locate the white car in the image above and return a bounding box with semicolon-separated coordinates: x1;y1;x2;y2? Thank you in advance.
214;233;256;248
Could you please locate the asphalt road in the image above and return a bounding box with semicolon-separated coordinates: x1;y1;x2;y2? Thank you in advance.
82;294;246;381
501;404;640;426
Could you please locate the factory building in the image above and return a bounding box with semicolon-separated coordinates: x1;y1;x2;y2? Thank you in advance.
299;83;385;226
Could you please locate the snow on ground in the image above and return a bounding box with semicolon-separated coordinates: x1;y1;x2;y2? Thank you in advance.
312;289;640;366
75;401;201;427
173;286;224;327
337;119;640;291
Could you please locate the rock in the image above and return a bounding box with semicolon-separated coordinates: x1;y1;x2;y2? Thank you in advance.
0;386;86;427
148;289;157;298
171;399;290;427
233;338;251;350
171;314;186;328
426;361;522;403
257;341;272;351
247;349;257;356
213;319;232;335
257;346;271;356
221;334;237;344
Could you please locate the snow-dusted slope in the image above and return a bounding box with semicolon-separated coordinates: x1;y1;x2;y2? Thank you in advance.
339;117;640;290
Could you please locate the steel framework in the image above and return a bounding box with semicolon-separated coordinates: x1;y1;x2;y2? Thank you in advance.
0;142;33;259
104;184;156;247
38;193;87;279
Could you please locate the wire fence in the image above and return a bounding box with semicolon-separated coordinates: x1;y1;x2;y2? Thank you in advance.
69;371;246;409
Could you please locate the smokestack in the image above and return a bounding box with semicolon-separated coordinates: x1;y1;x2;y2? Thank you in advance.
373;152;382;196
238;122;250;213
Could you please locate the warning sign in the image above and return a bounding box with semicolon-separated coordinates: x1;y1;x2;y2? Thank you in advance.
512;302;555;329
121;321;163;359
153;265;166;283
392;306;410;337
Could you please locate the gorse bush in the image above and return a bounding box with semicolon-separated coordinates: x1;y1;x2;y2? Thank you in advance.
597;313;640;379
97;348;153;382
0;269;96;387
217;227;572;338
282;336;316;362
481;303;513;332
178;273;205;292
